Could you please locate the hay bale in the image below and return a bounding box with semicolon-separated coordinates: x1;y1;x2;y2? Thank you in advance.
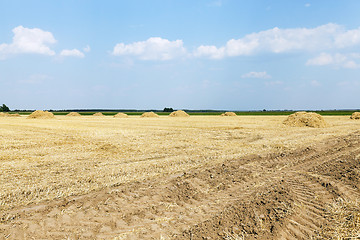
283;111;327;128
114;112;129;118
169;110;190;117
6;113;21;117
27;110;55;119
350;112;360;119
141;112;159;118
93;112;105;116
0;112;20;117
66;112;81;117
221;112;237;116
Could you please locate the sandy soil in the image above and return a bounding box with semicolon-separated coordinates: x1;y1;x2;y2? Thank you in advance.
0;115;359;239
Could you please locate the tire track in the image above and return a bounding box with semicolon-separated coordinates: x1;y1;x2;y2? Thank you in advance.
274;131;360;240
276;174;332;240
0;131;359;239
177;131;360;239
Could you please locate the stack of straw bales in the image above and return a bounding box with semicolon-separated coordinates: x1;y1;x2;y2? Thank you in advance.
0;113;21;117
114;113;129;118
221;112;237;116
169;110;189;117
141;112;159;118
283;111;327;128
350;112;360;119
27;110;55;119
66;112;81;117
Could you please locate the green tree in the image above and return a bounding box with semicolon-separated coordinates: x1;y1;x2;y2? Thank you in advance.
0;104;10;112
163;107;174;112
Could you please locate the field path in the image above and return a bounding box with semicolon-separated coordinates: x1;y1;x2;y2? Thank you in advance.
1;131;360;239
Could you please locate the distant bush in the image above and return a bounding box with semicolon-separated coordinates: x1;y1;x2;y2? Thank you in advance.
0;104;10;112
163;107;174;112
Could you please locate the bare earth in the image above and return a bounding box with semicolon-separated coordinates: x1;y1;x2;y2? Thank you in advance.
0;115;359;239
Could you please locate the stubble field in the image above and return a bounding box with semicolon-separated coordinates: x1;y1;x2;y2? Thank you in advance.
0;115;359;239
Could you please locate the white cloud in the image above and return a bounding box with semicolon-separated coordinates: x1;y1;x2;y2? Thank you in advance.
334;28;360;48
194;23;360;59
112;24;360;61
0;26;56;59
241;71;271;79
225;37;259;56
60;49;85;58
83;45;91;52
112;37;186;60
306;52;360;69
305;3;311;7
306;53;333;66
193;45;225;59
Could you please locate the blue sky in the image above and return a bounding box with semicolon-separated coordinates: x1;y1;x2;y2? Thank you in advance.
1;0;360;110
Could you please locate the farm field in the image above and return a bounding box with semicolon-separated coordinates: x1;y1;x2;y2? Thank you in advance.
0;115;359;239
13;109;360;116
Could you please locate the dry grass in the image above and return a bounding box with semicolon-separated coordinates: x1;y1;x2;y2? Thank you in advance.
0;115;359;211
321;198;360;239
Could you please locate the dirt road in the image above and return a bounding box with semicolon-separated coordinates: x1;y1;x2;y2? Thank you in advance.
1;131;359;239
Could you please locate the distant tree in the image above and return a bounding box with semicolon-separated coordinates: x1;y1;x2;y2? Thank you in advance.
163;107;174;112
263;109;267;112
0;104;10;112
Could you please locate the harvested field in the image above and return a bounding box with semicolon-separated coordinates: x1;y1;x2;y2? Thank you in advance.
0;115;360;239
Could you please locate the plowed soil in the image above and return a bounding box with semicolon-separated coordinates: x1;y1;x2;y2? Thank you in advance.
1;130;359;239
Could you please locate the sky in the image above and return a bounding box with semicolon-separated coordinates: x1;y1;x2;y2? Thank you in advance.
1;0;360;110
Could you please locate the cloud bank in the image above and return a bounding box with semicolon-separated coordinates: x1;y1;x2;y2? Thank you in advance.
194;23;360;59
111;23;360;63
3;23;360;67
